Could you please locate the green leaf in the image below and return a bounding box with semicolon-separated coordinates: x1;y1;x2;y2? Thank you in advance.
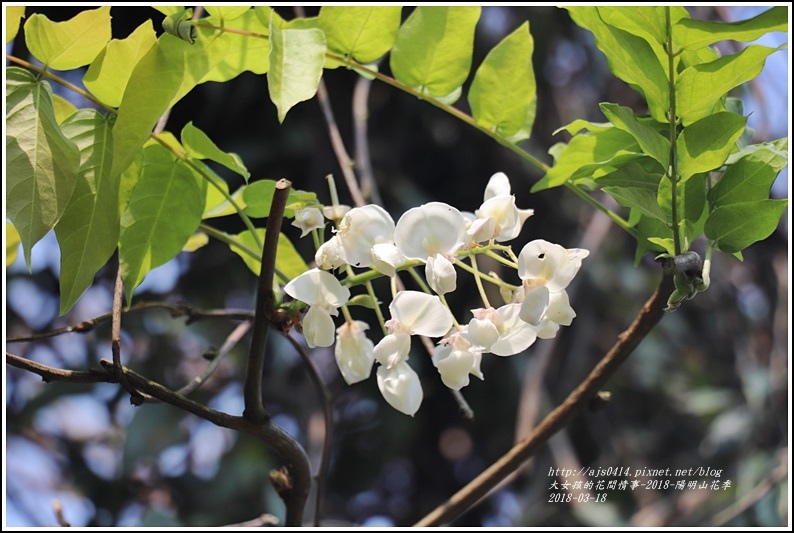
318;6;402;64
203;181;247;219
553;119;611;136
51;94;78;124
596;6;689;46
84;20;157;108
705;199;788;253
390;6;480;102
204;6;251;22
230;229;309;280
268;16;326;123
600;103;670;168
566;7;669;123
674;6;788;51
532;128;643;192
119;144;206;301
242;180;318;219
598;160;666;222
6;67;80;267
347;294;379;310
6;222;21;267
153;6;184;17
635;216;673;263
112;12;270;179
54;110;119;314
604;186;668;223
676;112;747;182
658;173;708;238
181;122;250;181
710;139;789;207
676;45;781;125
182;231;209;252
6;5;25;44
468;21;536;143
24;6;111;70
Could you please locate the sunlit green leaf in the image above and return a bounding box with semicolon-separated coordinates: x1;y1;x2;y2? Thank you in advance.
242;180;318;219
6;67;80;267
153;6;184;17
268;15;326;123
390;6;480;102
635;216;673;263
658;173;707;236
677;112;746;182
119;143;206;301
231;228;309;280
54;110;118;314
181;122;250;181
705;199;788;253
199;9;271;84
604;186;668;223
567;6;669;123
711;139;788;207
24;6;111;70
469;21;536;143
597;6;688;46
676;45;781;125
51;94;78;124
553;119;611;136
319;6;402;64
6;222;21;267
600;103;670;168
5;5;25;44
204;6;251;22
182;231;209;252
84;20;157;108
674;6;788;51
532;128;643;192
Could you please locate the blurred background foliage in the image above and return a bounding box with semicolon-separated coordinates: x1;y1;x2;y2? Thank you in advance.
4;5;789;527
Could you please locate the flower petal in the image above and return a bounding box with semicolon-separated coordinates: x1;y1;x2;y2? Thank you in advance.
489;304;538;356
432;344;480;390
292;207;325;237
303;305;336;348
467;316;500;350
389;291;453;338
484;172;512;200
426;253;457;295
377;362;423;416
284;268;350;308
315;236;347;270
371;242;404;277
335;320;375;384
519;285;549;326
394;202;466;260
337;204;396;268
373;332;411;368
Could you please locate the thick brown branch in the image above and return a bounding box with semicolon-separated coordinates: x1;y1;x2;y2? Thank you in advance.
415;273;675;526
244;179;291;424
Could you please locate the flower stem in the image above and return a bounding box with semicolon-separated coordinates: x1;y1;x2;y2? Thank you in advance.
467;255;491;308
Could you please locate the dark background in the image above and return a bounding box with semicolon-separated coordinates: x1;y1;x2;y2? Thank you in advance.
5;6;789;527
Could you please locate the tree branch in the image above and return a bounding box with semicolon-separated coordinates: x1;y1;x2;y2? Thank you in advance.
111;268;146;405
415;272;675;526
244;179;291;424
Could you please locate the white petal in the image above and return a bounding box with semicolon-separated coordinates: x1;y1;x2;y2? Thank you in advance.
546;290;576;326
536;319;561;339
484;172;512;201
426;254;457;295
490;304;538;356
292;207;325;237
394;202;466;260
371;242;405;277
467;317;500;350
315;236;347;270
389;291;453;338
373;332;411;368
466;216;496;244
335;320;375;384
434;347;476;390
377;362;423;416
303;305;336;348
519;285;550;326
477;195;520;242
517;240;589;292
337;205;396;268
284;268;350;308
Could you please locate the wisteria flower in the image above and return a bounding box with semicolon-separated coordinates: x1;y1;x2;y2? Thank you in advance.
468;172;534;243
284;268;350;348
335;320;375;384
291;206;325;237
394;202;467;294
467;304;538;356
432;333;484;390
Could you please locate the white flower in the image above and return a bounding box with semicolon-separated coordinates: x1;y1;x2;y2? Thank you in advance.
535;290;577;339
315;235;347;270
377;362;423;417
284;268;350;348
432;334;484;390
470;172;534;243
517;239;589;293
373;331;411;369
386;290;454;338
394;202;466;294
335;320;375;384
292;207;325;237
485;304;539;356
371;242;404;277
336;204;399;269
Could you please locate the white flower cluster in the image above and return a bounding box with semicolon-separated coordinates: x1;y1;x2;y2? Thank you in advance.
284;173;588;416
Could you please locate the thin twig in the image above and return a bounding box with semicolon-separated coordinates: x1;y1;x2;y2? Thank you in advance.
280;333;334;527
52;499;70;527
244;179;292;424
222;513;279;527
111;269;146;405
415;272;675;526
6;302;253;344
352;73;381;204
6;352;311;526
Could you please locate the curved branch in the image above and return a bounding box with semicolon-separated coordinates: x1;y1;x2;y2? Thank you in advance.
6;352;311;526
415;272;675;526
